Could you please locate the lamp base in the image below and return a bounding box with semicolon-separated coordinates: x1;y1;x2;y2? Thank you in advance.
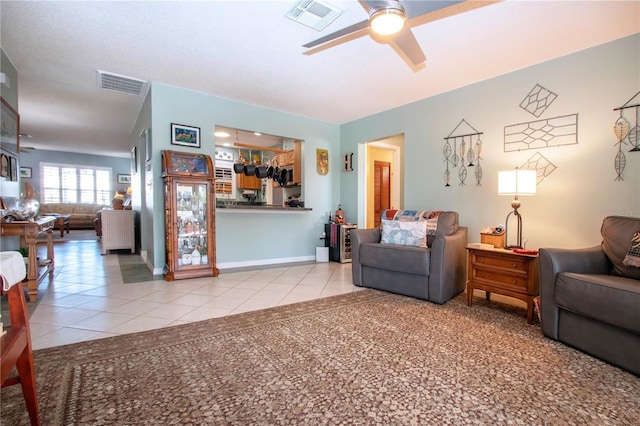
504;210;523;249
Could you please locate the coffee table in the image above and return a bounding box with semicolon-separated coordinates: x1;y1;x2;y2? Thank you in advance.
53;214;71;237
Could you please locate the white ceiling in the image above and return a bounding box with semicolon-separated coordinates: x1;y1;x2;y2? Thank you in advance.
1;0;638;158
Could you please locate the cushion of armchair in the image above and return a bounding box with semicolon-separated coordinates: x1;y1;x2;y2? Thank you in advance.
434;211;459;237
556;272;640;333
601;216;640;280
359;243;430;276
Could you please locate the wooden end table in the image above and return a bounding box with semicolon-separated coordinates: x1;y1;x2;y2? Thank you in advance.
466;245;539;324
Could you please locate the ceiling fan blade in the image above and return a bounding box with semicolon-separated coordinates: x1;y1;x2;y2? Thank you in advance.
390;27;426;65
362;0;393;9
303;20;371;48
400;0;465;19
357;0;370;11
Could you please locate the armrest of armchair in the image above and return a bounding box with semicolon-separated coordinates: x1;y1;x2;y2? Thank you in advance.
539;246;610;338
351;228;381;286
428;226;468;304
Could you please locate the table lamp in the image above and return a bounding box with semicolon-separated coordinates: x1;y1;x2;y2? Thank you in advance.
498;168;536;249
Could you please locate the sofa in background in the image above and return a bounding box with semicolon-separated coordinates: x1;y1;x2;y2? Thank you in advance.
539;216;640;376
351;210;468;304
39;203;108;230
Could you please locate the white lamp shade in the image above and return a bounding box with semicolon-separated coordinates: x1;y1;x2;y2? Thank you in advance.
498;169;537;195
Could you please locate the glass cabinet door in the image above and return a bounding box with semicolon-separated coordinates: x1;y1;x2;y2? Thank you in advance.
176;182;209;267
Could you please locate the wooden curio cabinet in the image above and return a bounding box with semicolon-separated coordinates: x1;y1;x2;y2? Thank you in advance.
161;150;219;281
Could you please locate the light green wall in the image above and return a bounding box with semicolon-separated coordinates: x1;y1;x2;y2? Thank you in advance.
341;34;640;249
135;35;639;271
144;84;340;271
0;49;18;110
130;90;153;267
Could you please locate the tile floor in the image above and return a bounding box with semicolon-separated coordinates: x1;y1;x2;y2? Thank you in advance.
26;237;358;350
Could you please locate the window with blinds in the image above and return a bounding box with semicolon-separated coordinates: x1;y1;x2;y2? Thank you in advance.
41;163;112;205
214;162;234;199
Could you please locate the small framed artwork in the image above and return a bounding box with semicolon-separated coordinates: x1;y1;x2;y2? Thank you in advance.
131;146;138;174
171;123;200;148
1;97;20;153
317;148;329;175
1;153;8;178
118;174;131;184
20;167;32;178
9;156;17;181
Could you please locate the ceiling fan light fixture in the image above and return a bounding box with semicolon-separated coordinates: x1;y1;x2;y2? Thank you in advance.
370;4;406;36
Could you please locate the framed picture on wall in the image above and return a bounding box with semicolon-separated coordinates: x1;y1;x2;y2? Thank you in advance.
9;156;17;181
1;148;18;181
1;97;20;153
0;153;8;178
317;149;329;175
20;167;32;178
171;123;200;148
131;146;138;174
118;174;131;184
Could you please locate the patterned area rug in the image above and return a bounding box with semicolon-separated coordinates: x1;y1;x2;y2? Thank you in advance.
2;290;639;425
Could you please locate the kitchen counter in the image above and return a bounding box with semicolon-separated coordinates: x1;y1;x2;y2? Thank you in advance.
216;203;312;212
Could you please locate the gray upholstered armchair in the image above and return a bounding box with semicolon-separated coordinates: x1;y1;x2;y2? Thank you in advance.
351;210;468;304
539;216;640;376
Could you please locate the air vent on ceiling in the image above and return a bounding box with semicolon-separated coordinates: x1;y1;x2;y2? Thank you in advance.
97;70;148;96
286;0;343;31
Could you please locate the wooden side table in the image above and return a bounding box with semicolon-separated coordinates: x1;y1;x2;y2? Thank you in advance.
1;216;55;302
466;245;539;324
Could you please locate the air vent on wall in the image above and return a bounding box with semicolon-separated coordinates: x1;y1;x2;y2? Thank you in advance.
286;0;343;31
97;70;148;96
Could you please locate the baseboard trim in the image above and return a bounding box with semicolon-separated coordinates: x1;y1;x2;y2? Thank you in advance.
218;255;315;270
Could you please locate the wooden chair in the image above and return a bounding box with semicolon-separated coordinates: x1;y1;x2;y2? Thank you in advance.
1;272;40;425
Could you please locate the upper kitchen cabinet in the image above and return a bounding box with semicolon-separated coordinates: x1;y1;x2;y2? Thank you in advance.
274;140;301;186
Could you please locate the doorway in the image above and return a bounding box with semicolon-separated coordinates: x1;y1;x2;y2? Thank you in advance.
359;135;403;229
373;160;391;227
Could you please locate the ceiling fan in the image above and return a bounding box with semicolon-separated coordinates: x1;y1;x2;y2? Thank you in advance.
303;0;469;66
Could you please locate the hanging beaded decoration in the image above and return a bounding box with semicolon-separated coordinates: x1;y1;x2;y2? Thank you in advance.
443;119;484;187
613;91;640;181
458;136;467;186
474;137;483;185
443;141;452;187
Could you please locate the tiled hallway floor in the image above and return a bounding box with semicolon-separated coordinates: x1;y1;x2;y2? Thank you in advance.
26;237;358;350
